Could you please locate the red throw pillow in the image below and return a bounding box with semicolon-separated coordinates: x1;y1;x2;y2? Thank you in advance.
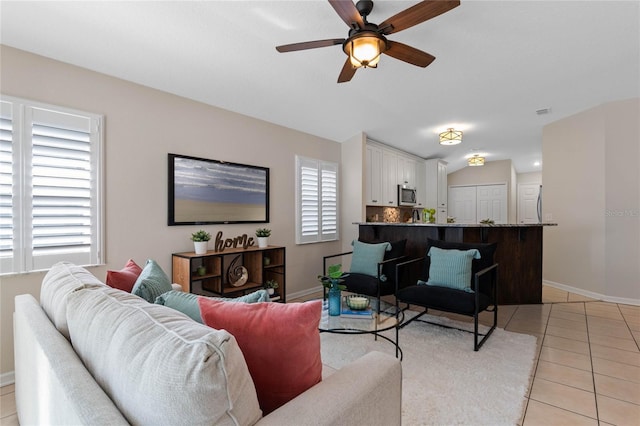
106;259;142;292
199;299;322;415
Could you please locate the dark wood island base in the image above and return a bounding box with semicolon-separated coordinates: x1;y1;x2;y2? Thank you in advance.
358;223;557;305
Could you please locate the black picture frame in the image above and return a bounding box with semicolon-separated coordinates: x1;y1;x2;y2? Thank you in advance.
168;153;269;225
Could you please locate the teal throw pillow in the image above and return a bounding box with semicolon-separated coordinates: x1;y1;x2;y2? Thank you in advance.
226;289;271;303
155;289;271;324
155;290;202;322
424;247;480;292
131;259;173;303
350;240;391;278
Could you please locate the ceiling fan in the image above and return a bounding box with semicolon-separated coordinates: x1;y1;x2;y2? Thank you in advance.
275;0;460;83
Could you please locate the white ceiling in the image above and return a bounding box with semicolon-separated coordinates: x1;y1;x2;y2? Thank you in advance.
1;1;638;172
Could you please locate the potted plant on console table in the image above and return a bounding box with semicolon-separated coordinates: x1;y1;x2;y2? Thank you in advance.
264;279;279;296
191;230;211;255
255;228;271;248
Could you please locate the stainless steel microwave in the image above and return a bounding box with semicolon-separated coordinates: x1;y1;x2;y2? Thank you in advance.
398;185;417;206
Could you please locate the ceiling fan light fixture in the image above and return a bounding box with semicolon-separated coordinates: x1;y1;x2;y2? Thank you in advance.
468;155;485;166
345;33;385;68
439;128;463;145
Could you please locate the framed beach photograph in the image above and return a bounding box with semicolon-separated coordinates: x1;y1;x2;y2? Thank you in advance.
168;153;269;225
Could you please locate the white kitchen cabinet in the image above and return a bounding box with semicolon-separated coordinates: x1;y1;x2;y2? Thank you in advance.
401;158;416;187
382;149;398;206
365;144;383;205
415;161;426;208
424;159;448;223
365;140;423;207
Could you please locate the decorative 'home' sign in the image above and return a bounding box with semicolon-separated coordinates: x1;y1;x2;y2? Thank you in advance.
214;231;255;252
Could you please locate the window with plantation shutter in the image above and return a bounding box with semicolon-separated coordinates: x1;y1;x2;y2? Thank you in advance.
0;95;103;275
295;155;338;244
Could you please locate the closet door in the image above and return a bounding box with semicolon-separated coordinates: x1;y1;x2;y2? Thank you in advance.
476;184;507;224
448;186;477;223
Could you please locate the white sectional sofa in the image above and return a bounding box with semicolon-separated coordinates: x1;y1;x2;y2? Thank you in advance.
13;262;402;425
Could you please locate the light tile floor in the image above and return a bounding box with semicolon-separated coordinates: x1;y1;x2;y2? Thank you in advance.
2;285;638;425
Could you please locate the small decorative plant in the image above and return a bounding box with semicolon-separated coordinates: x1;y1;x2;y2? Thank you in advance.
264;279;279;289
190;230;211;242
423;208;436;223
255;228;271;237
317;264;348;291
480;218;495;225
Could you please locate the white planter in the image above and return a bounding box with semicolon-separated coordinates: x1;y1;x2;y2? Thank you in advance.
193;241;208;254
267;288;275;296
257;237;268;248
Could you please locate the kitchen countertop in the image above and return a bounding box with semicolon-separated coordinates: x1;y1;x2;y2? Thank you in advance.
356;222;558;227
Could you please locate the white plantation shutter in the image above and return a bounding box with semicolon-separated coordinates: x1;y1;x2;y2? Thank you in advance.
296;156;338;244
0;96;103;275
320;164;337;236
0;101;14;271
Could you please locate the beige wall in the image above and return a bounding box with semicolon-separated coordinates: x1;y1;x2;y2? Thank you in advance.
340;132;366;253
0;46;343;379
542;98;639;304
447;159;516;223
517;171;542;184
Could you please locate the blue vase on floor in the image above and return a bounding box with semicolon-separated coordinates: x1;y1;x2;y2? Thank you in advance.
328;287;341;316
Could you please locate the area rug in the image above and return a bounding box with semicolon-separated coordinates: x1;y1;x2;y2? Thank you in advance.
320;314;538;425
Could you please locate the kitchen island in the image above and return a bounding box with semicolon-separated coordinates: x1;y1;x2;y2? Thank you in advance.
357;222;557;305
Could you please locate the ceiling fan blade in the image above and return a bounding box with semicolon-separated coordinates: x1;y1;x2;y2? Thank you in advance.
276;38;345;53
337;57;357;83
329;0;364;29
383;40;435;67
379;0;460;35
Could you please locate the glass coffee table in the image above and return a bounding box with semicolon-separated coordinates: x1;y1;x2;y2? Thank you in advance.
318;295;404;359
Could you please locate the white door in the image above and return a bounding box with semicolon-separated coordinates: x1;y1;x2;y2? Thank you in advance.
448;186;477;223
518;184;541;223
476;184;508;224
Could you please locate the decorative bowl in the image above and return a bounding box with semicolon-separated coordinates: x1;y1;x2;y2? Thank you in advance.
345;295;370;311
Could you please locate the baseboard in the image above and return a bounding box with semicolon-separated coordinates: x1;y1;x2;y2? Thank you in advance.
544;280;640;307
0;371;15;387
286;285;323;301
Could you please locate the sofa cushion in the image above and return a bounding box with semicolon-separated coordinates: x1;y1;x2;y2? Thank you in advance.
200;300;323;415
131;259;172;302
397;284;493;316
342;273;397;297
155;289;271;323
105;259;142;292
66;287;262;426
40;261;107;339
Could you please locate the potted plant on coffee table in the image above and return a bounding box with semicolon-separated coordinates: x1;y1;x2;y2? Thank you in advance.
191;230;211;254
255;228;271;248
318;264;348;316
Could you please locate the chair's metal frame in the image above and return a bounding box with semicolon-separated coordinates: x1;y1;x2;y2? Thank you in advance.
395;257;499;351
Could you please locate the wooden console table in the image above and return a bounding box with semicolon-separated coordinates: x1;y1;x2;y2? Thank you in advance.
172;245;286;302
